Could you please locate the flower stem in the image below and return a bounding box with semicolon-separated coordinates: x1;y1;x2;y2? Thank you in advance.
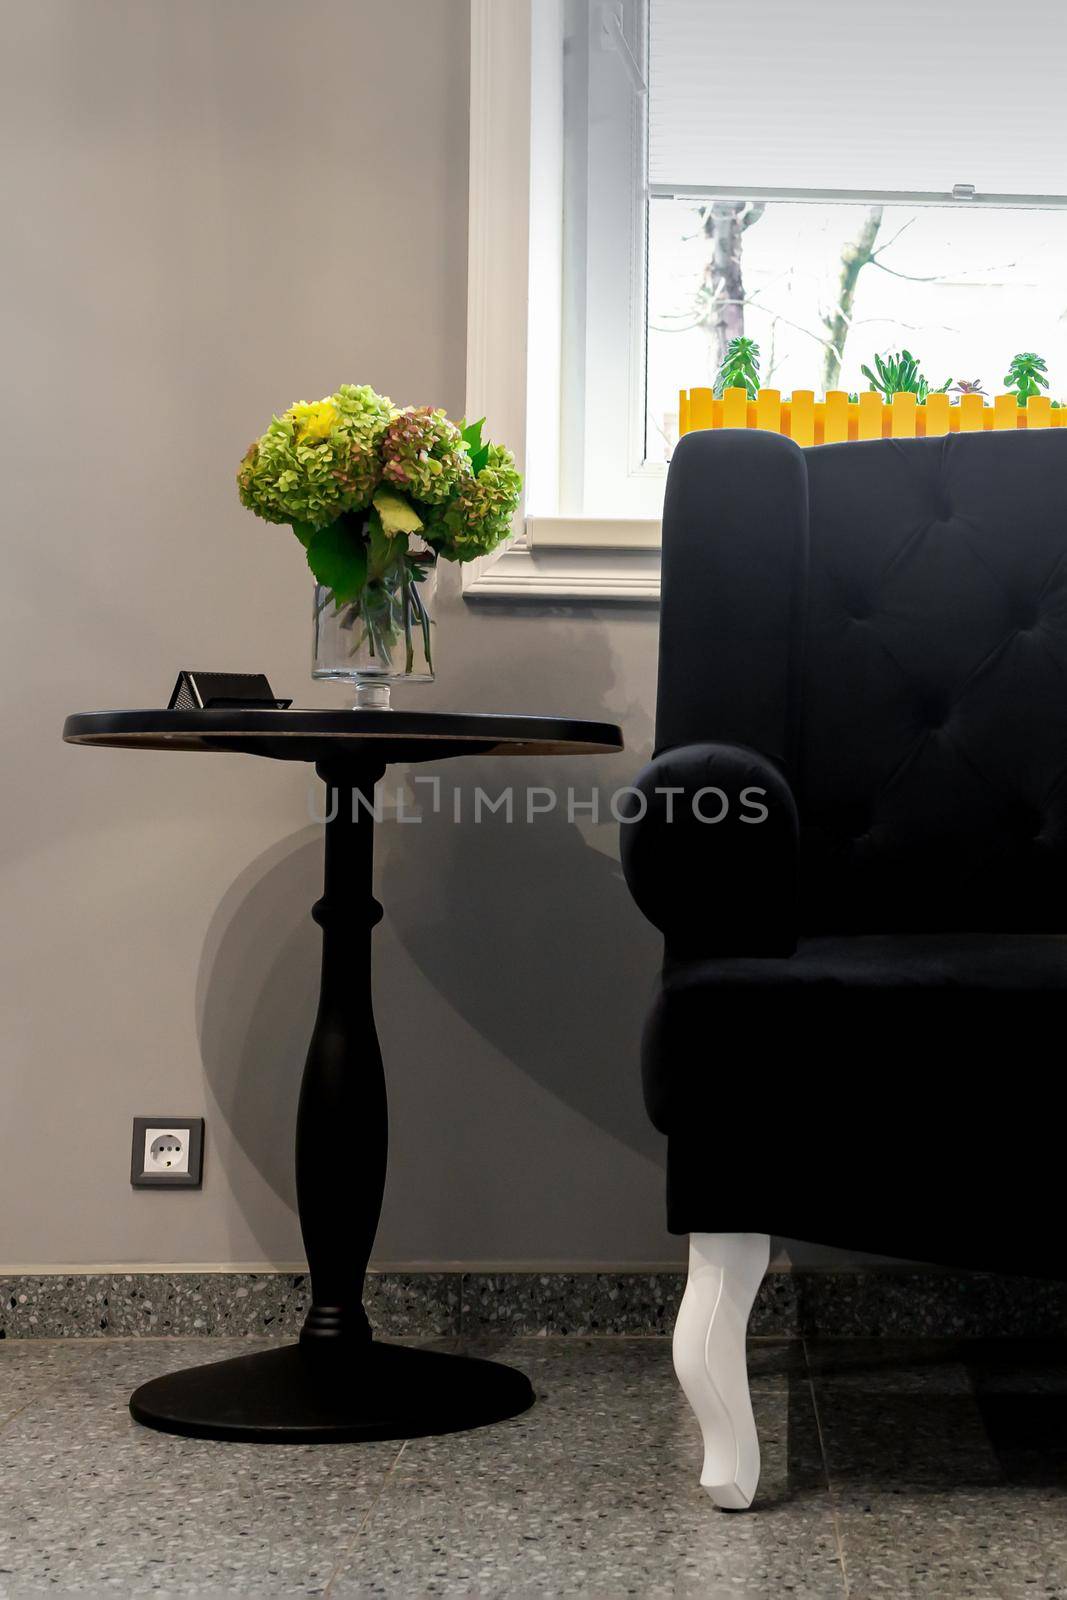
402;566;414;674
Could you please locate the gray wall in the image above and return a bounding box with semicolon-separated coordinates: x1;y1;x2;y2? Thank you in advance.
0;0;880;1274
0;0;682;1270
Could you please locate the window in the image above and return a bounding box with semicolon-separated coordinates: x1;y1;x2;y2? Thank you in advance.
649;199;1067;438
463;0;1067;600
645;0;1067;453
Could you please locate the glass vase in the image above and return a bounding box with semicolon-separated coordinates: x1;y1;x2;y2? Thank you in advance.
312;544;437;710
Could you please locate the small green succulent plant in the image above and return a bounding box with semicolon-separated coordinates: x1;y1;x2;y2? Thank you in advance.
713;336;761;399
860;350;951;404
1004;352;1050;406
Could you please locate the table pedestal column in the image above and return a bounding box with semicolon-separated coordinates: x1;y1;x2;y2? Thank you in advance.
297;760;388;1344
128;763;535;1442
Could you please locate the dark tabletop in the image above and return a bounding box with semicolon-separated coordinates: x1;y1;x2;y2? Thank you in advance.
62;709;624;765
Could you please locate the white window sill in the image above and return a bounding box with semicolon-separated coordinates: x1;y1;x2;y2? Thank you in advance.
527;515;661;550
461;518;662;601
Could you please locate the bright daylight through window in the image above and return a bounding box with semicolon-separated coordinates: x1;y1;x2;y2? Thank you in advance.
648;201;1067;460
559;0;1067;524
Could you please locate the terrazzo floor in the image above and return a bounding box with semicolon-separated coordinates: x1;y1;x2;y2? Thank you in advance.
2;1334;1067;1597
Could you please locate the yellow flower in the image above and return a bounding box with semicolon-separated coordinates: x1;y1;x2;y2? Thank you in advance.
289;400;339;445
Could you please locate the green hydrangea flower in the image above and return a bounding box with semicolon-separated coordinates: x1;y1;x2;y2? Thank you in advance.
433;443;522;560
237;385;397;531
380;407;470;506
237;389;522;598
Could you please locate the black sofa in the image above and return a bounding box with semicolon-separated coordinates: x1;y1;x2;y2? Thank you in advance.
621;426;1067;1506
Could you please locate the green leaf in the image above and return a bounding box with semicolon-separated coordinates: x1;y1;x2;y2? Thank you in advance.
469;443;490;475
366;509;397;582
460;417;485;454
372;487;424;536
306;520;368;603
290;520;316;548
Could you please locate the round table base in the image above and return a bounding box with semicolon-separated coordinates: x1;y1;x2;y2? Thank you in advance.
129;1340;535;1443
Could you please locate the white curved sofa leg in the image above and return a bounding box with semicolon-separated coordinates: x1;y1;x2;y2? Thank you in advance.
672;1232;771;1511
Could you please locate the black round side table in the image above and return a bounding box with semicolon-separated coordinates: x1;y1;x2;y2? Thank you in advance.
63;708;623;1443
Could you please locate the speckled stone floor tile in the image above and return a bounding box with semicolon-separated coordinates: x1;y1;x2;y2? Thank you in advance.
965;1338;1067;1396
0;1338;404;1595
810;1338;1067;1597
330;1338;844;1598
805;1338;977;1392
6;1336;1067;1596
0;1339;94;1429
826;1488;1067;1599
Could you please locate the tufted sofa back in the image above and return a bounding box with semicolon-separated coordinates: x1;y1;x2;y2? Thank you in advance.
656;426;1067;932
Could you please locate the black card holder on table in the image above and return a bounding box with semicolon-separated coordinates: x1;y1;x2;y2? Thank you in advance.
168;671;292;711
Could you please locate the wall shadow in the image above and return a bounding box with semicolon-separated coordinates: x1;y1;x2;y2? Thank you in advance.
382;602;664;1164
195;827;322;1227
194;606;666;1258
379;770;664;1163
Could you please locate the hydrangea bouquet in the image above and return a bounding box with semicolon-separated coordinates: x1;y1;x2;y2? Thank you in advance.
238;384;521;688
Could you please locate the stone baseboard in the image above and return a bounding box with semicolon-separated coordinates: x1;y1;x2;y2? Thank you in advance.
3;1269;1067;1341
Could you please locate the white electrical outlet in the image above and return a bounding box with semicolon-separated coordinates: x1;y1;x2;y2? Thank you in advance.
144;1128;189;1175
131;1116;204;1187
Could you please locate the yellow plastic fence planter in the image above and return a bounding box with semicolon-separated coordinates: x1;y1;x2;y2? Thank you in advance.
678;388;1067;445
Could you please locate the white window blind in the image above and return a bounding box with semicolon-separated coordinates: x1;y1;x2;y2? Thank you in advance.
649;0;1067;196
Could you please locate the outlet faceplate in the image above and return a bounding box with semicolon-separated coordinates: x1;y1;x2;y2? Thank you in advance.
131;1117;204;1188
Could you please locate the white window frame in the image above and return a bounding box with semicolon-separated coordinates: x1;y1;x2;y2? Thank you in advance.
462;1;1067;601
562;0;667;520
462;0;661;602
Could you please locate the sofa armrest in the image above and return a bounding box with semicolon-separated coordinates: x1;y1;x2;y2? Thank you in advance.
619;742;799;958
